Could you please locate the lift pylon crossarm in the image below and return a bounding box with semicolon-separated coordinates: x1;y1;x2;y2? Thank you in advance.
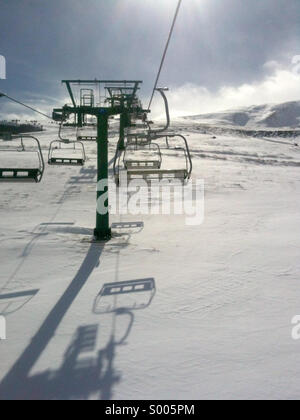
0;135;45;183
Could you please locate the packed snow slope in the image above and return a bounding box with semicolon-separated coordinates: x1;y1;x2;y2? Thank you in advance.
0;118;300;400
185;100;300;129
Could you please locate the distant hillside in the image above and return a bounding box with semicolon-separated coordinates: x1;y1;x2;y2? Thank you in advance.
0;122;44;134
185;101;300;129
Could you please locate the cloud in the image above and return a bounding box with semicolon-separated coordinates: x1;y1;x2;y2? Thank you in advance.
0;93;70;122
2;61;300;124
149;61;300;119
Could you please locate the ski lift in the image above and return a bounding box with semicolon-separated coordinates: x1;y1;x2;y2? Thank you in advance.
0;134;45;183
48;140;86;166
113;88;192;184
125;133;192;182
114;134;192;184
80;89;95;107
77;134;97;142
77;126;97;142
48;121;86;166
123;142;162;170
126;87;171;147
93;278;156;314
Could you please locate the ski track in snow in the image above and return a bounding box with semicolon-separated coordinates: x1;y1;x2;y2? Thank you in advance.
0;119;300;400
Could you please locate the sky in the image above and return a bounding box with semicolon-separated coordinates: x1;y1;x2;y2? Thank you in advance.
0;0;300;120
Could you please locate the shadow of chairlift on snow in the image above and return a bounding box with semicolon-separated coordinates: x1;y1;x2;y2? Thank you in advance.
0;235;155;400
0;244;105;400
40;222;144;240
11;323;121;400
40;222;75;226
93;278;156;314
111;221;144;236
111;222;144;230
5;279;155;400
68;166;97;185
0;289;39;316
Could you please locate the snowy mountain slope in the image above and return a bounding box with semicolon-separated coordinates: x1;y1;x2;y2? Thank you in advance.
185;101;300;129
0;122;299;400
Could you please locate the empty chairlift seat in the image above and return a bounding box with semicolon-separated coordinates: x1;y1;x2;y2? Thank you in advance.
0;168;42;182
113;88;193;185
48;140;86;166
77;135;97;142
0;135;45;183
125;160;161;169
125;135;192;184
124;143;162;171
126;168;188;182
77;128;97;142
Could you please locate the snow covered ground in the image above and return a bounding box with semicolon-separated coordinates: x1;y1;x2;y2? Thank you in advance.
185;100;300;129
0;117;300;400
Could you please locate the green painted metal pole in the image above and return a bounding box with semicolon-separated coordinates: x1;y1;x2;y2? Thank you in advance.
78;112;83;128
119;110;132;151
118;112;126;151
94;112;111;241
64;81;77;109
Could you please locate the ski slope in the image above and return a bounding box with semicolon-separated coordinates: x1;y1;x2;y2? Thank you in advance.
185;100;300;129
0;118;300;400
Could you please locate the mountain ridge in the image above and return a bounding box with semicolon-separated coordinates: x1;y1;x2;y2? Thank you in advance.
184;100;300;129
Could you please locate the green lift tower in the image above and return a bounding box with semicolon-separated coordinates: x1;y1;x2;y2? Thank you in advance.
53;80;146;241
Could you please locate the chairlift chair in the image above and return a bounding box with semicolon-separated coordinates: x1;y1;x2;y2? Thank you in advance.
113;88;193;184
123;142;162;170
76;121;97;142
0;134;45;183
126;134;192;183
48;121;86;166
77;128;97;142
77;135;97;142
125;87;171;147
48;140;86;166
